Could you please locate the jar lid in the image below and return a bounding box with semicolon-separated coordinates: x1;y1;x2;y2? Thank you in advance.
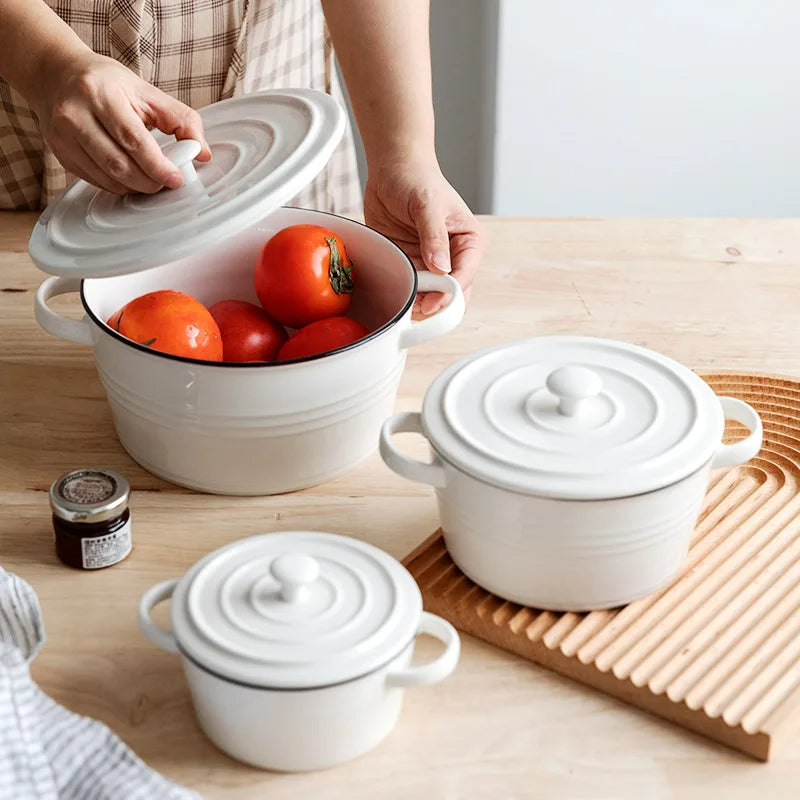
49;468;130;523
421;336;725;500
170;532;422;689
29;88;345;279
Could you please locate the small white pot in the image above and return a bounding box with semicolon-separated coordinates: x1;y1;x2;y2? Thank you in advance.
34;208;463;494
29;89;465;495
138;532;460;772
380;337;763;611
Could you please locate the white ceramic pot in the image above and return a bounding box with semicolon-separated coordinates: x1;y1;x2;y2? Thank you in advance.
380;337;763;611
137;531;460;771
34;207;463;494
29;90;464;495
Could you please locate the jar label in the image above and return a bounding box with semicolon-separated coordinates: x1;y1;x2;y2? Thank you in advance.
60;471;116;505
81;519;132;569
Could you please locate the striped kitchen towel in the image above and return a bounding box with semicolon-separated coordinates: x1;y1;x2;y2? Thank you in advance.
0;567;201;800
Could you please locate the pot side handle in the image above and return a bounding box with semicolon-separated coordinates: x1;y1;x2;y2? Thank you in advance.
138;578;180;654
399;272;465;350
379;412;447;488
34;276;94;345
386;612;460;688
711;397;763;469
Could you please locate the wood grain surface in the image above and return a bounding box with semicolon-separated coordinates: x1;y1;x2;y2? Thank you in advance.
2;213;800;798
405;372;800;763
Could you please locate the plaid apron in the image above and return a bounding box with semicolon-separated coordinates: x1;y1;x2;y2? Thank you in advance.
0;0;362;214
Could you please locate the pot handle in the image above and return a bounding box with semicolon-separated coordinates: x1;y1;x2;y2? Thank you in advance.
379;412;447;488
711;397;763;469
34;276;94;345
386;612;460;688
138;578;180;654
399;272;465;350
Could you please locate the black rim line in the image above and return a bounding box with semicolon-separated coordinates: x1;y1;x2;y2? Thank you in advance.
79;207;418;368
177;631;418;692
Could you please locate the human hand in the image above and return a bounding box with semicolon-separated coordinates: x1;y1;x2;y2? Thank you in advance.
363;154;484;315
32;52;211;195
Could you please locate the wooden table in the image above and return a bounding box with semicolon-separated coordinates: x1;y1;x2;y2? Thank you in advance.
2;214;799;798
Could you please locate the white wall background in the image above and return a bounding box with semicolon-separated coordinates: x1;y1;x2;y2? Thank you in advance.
491;0;800;216
346;1;799;216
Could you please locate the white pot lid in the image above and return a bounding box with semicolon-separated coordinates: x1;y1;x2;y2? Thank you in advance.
29;88;345;278
170;531;422;689
421;336;725;500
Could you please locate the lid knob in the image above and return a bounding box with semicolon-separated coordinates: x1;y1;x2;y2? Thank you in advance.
270;553;320;603
164;139;202;187
546;366;603;417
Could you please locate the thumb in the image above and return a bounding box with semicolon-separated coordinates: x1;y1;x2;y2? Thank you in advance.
411;199;452;273
147;91;212;162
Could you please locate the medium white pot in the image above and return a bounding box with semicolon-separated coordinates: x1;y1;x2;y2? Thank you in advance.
138;532;460;771
34;207;464;494
380;337;763;611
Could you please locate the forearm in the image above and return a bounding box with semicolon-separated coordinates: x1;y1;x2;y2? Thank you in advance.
321;0;435;168
0;0;91;103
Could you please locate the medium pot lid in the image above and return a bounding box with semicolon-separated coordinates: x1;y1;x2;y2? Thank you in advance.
29;88;345;278
170;531;422;689
421;336;725;500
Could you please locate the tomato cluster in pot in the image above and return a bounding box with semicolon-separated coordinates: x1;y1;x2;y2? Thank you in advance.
106;225;371;362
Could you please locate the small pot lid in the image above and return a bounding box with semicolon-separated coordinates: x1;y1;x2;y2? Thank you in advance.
170;532;422;689
29;88;345;278
421;336;725;500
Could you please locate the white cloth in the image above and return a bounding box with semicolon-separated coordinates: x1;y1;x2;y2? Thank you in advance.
0;568;200;800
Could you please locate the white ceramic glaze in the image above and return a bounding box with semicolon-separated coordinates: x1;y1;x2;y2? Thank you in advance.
35;207;465;494
137;532;460;772
415;337;761;500
175;612;457;772
28;89;347;278
379;338;763;611
161;531;427;688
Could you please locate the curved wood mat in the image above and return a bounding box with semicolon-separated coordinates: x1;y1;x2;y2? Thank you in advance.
403;372;800;761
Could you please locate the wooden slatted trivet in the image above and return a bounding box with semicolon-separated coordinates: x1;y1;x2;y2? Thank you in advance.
403;372;800;761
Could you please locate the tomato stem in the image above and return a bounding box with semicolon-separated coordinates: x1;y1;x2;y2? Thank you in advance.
141;338;156;347
326;236;353;295
115;311;123;332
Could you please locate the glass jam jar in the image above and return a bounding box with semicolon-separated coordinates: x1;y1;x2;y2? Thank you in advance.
49;468;132;570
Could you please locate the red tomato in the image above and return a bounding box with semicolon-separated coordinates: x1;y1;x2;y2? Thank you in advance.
107;308;123;330
277;317;370;361
208;300;287;362
254;225;354;329
107;290;222;361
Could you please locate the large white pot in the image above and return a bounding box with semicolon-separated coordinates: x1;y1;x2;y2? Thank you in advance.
380;337;763;611
29;89;465;495
137;531;460;771
34;207;463;494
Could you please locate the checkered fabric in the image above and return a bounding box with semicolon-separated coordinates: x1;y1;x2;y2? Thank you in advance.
0;0;362;214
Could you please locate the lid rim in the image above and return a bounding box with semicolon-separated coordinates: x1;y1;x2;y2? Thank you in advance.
50;498;129;523
428;437;717;501
176;627;416;691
